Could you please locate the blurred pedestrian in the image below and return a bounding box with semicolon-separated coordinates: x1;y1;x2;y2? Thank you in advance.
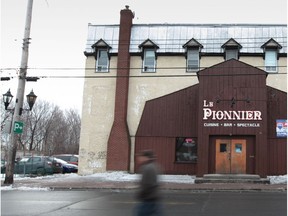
134;150;163;216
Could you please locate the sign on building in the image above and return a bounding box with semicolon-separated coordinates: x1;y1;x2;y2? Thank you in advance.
276;119;287;137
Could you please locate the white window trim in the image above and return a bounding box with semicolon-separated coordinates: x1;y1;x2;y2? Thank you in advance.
96;49;109;72
142;49;156;73
187;48;200;72
265;50;278;73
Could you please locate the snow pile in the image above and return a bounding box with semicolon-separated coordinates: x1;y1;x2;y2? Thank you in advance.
1;173;286;191
268;175;287;184
63;172;195;183
1;185;50;191
160;175;195;184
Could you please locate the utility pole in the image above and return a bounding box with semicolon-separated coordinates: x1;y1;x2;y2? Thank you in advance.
4;0;34;184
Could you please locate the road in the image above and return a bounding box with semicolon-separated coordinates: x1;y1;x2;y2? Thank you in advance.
1;189;286;216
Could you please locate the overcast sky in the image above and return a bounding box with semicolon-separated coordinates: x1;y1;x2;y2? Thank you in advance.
1;0;287;112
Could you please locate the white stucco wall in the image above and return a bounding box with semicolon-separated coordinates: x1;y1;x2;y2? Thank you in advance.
78;57;117;175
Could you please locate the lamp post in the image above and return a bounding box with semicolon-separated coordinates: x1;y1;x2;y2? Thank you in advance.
2;89;37;184
3;0;34;185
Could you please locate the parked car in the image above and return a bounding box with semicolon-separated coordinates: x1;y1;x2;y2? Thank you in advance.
47;157;63;174
51;157;78;174
53;154;79;165
14;156;53;176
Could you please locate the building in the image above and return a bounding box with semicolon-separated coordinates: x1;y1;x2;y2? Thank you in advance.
79;7;287;177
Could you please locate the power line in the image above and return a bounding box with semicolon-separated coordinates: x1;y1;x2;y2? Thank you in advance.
1;71;287;80
1;65;287;71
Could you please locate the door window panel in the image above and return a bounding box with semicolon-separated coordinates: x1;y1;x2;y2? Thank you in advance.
235;144;242;153
220;143;227;152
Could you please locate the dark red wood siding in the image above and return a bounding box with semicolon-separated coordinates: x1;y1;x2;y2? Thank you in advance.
135;85;199;174
135;59;287;176
267;87;287;175
197;60;268;176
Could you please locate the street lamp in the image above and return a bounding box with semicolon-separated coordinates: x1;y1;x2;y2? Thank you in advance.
26;89;37;111
2;89;37;114
2;89;13;110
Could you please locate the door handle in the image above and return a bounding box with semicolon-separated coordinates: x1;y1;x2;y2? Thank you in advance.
249;155;255;158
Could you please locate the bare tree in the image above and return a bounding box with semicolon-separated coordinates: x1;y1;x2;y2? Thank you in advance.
2;99;81;159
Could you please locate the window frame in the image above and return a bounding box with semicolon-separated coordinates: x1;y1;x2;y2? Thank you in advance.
175;137;198;163
264;49;278;73
225;48;238;60
96;49;109;72
142;48;156;73
186;48;200;72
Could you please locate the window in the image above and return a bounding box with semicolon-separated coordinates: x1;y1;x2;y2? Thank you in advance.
261;38;282;73
265;50;277;72
220;143;227;152
183;38;203;72
143;49;156;72
176;137;197;163
187;48;199;71
96;49;109;72
92;39;111;72
225;49;238;60
221;38;242;60
139;39;159;73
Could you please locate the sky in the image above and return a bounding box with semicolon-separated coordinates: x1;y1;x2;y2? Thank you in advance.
1;0;287;113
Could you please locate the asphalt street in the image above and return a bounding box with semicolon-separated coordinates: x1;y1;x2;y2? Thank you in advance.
1;189;287;216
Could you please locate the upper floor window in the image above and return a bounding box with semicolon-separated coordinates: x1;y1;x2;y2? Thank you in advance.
225;49;238;60
139;39;159;73
265;50;277;72
187;48;200;71
261;38;282;73
221;38;242;60
96;49;109;72
143;49;156;72
183;38;203;72
92;39;111;72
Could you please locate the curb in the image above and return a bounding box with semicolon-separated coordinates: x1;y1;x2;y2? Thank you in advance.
2;181;286;193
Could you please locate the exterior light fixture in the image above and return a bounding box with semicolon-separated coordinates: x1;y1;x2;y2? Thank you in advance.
2;89;14;110
3;89;37;114
26;89;37;110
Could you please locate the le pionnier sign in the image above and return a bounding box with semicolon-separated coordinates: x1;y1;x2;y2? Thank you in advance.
202;100;261;127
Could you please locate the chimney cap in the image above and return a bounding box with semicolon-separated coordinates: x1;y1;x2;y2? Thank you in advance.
125;5;129;9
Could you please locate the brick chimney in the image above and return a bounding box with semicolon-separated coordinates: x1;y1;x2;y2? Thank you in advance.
106;6;134;170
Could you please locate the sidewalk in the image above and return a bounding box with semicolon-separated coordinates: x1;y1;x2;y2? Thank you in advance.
1;173;287;192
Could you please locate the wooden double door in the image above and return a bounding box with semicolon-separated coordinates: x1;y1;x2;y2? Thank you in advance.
215;139;247;174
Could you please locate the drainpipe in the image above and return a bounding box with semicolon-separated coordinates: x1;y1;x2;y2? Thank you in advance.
106;6;134;170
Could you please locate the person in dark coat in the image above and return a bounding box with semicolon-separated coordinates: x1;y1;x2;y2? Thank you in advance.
134;150;163;216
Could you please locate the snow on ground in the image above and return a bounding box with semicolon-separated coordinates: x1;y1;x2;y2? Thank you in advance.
268;175;287;184
1;172;286;191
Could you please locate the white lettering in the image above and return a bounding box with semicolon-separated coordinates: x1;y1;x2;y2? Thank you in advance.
254;111;262;120
203;108;212;120
237;123;260;127
203;108;262;121
224;123;232;127
203;100;213;107
204;123;219;127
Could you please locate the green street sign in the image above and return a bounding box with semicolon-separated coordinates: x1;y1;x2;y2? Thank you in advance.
13;121;24;134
